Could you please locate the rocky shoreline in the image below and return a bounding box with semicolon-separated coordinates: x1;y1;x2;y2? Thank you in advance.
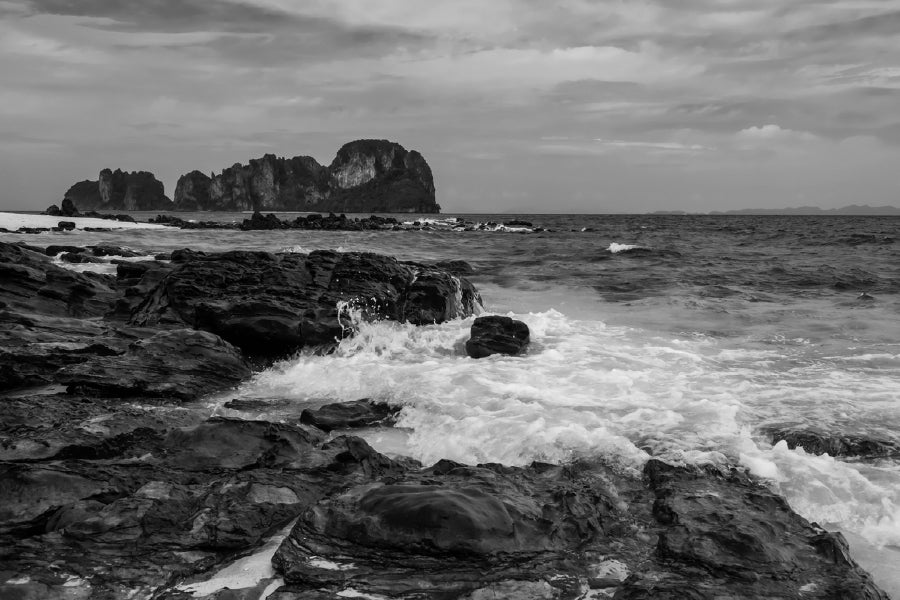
0;240;890;599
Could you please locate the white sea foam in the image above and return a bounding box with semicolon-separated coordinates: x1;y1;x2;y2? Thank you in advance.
50;253;157;275
607;242;640;253
0;212;164;231
230;298;900;556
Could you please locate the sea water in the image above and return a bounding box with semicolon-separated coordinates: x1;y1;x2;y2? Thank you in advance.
3;212;899;594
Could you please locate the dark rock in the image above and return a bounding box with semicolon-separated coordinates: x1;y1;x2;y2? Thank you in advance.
270;458;888;599
60;198;80;217
173;139;439;213
272;460;616;597
43;204;61;216
45;245;84;256
300;399;397;432
56;221;75;231
63;169;172;212
170;248;206;262
58;329;250;399
240;211;283;230
0;415;404;599
0;241;117;318
129;250;481;359
465;315;530;358
59;252;102;264
638;459;888;599
91;245;142;258
762;426;900;458
432;259;475;275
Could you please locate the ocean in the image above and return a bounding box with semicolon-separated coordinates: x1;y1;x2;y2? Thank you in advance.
3;211;899;593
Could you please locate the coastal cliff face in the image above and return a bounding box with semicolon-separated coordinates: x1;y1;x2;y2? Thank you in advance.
64;169;172;211
173;139;439;213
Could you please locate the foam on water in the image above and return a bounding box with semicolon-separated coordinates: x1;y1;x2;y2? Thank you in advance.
229;299;900;558
607;242;640;253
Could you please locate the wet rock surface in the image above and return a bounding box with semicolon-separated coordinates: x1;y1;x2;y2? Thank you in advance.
466;315;531;358
763;425;900;459
299;399;398;432
0;240;890;599
129;249;481;359
270;458;887;599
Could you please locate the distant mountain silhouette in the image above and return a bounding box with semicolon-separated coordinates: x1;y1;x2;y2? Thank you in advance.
708;205;900;215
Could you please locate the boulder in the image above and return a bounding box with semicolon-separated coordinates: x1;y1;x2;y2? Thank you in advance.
465;315;530;358
299;399;397;432
129;250;481;359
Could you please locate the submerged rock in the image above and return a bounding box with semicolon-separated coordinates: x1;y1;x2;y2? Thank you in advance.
465;315;530;358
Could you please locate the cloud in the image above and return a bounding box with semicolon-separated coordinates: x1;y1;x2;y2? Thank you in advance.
736;124;817;141
595;138;712;152
3;0;900;211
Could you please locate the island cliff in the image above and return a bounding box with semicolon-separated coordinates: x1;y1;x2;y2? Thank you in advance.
173;139;439;213
63;169;173;211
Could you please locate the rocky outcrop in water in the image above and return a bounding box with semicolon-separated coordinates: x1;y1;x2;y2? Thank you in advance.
763;425;900;459
466;315;531;358
172;139;439;213
62;169;173;211
130;249;481;359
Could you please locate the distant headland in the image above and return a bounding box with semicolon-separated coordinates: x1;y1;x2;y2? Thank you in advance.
58;139;439;214
652;205;900;216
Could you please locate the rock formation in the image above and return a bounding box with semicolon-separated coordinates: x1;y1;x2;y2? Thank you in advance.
173;139;439;213
0;241;891;599
466;315;531;358
129;249;481;359
63;169;173;211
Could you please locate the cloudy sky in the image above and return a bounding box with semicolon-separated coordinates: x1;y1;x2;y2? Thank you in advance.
1;0;899;213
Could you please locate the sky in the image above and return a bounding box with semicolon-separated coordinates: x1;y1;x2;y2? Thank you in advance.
1;0;899;213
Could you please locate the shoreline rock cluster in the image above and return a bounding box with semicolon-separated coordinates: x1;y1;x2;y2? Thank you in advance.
148;211;546;233
0;240;891;599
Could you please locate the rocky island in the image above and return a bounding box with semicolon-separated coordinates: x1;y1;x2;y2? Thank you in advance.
63;168;173;212
57;139;438;215
174;139;438;213
0;239;889;599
